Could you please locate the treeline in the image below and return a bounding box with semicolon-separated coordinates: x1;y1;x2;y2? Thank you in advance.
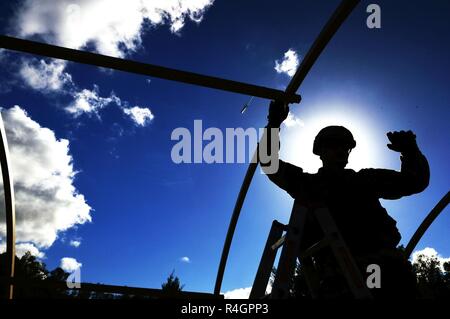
1;249;449;299
0;252;183;299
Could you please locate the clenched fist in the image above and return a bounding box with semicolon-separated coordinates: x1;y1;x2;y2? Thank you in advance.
387;130;419;153
267;100;289;127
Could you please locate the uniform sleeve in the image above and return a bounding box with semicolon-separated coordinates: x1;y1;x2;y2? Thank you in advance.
264;159;303;197
359;150;430;199
260;126;304;196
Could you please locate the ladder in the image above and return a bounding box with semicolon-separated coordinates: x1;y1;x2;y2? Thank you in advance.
250;201;373;299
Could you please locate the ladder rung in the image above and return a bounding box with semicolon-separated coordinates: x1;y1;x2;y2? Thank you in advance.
271;235;286;251
255;204;373;299
250;220;285;299
300;238;331;258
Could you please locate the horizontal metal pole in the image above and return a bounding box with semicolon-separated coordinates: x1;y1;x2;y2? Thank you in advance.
0;277;222;299
0;35;301;103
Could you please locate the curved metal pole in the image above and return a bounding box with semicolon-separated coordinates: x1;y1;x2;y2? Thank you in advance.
0;113;16;299
404;191;450;259
214;150;258;295
214;0;360;295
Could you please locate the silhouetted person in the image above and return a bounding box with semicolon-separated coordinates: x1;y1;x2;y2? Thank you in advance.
262;100;430;299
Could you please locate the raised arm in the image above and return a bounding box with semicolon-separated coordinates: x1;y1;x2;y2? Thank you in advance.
361;130;430;199
260;100;303;196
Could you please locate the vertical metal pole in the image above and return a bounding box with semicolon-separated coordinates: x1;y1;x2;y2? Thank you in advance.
0;113;16;299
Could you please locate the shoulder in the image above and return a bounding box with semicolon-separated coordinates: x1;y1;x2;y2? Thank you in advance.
279;160;303;172
356;168;400;184
357;168;398;175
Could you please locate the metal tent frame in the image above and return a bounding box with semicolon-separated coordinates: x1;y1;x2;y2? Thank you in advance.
1;0;448;299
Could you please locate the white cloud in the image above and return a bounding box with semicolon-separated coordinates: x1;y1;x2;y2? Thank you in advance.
10;1;214;124
283;112;305;128
17;61;142;121
60;257;82;272
223;287;251;299
180;256;191;263
70;240;81;248
123;106;154;127
411;247;450;273
65;86;121;117
16;243;46;258
0;106;92;249
274;49;299;77
0;242;45;259
16;0;215;57
19;59;73;92
223;280;273;299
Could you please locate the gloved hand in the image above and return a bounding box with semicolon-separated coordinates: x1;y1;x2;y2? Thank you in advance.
387;130;419;153
267;100;289;127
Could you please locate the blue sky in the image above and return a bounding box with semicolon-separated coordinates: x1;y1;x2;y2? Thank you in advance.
0;0;449;296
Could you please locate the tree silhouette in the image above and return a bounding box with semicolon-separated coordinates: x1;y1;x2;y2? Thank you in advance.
161;270;184;297
271;248;450;299
412;252;450;299
0;251;193;299
0;251;71;298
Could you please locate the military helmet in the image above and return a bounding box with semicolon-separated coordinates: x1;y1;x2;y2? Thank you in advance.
313;126;356;155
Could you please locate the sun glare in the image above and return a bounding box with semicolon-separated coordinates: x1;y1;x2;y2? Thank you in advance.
281;107;382;173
